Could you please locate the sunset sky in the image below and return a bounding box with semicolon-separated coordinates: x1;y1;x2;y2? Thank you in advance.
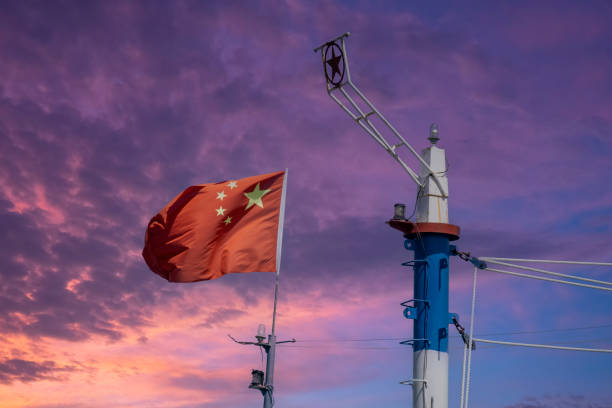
1;1;611;407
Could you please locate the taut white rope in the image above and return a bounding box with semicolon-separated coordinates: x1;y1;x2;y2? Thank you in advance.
461;266;478;408
484;267;612;292
456;256;612;408
459;344;468;408
480;257;612;267
472;338;612;354
482;259;612;287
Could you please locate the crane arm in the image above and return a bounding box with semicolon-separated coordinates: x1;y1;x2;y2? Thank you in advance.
314;33;447;197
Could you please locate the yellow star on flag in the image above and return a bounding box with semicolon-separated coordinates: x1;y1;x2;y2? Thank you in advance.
224;216;232;225
216;191;226;200
244;183;270;210
216;206;226;216
227;181;237;189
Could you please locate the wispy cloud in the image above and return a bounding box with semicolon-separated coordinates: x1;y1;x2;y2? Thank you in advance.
0;0;611;407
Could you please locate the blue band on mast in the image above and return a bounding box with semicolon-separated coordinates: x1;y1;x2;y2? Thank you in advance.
406;235;450;352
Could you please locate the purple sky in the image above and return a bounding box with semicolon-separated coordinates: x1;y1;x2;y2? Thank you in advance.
1;1;611;407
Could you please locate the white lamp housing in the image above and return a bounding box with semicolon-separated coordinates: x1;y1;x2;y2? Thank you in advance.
256;324;266;343
416;125;449;224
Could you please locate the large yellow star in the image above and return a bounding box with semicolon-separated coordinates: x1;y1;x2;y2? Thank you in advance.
244;183;271;210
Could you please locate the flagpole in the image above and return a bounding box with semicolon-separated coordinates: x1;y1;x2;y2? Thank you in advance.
271;168;288;335
271;274;280;336
263;169;288;408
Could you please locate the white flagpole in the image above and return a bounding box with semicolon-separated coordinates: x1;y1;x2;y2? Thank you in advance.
271;168;288;336
263;169;288;408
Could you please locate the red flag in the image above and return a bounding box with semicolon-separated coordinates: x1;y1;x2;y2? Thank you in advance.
142;170;286;282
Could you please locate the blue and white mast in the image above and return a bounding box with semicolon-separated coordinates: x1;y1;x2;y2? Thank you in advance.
315;34;461;408
390;126;460;408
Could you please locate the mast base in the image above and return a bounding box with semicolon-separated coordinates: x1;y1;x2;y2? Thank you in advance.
387;219;460;241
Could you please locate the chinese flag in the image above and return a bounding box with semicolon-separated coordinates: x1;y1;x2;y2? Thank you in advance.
142;170;286;282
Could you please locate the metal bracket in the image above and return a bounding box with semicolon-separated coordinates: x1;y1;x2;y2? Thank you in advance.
451;316;476;350
401;299;430;307
448;313;459;325
228;334;296;349
403;306;417;319
438;327;448;339
404;239;414;251
438;327;448;349
399;338;430;346
402;259;428;267
470;257;488;269
314;33;448;197
450;247;488;269
400;378;428;386
401;298;429;320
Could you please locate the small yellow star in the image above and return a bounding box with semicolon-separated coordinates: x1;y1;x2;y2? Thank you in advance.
227;181;237;190
216;191;227;200
224;216;232;225
216;206;226;216
244;183;271;210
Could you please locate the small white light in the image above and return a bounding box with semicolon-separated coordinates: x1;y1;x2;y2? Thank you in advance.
394;203;406;220
256;324;266;343
428;123;439;145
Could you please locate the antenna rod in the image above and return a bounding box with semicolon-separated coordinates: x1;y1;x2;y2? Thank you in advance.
263;271;280;408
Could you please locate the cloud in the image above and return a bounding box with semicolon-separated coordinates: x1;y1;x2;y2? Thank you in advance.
0;358;76;384
197;307;248;329
0;1;611;407
505;394;612;408
168;373;235;391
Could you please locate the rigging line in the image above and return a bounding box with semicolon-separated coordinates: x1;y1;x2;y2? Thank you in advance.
279;345;408;350
296;337;406;343
281;337;612;347
480;257;612;267
413;221;427;255
482;259;612;287
294;323;612;343
422;258;429;405
474;323;612;336
462;266;478;408
459;343;468;408
472;338;612;353
279;341;612;352
484;267;612;292
492;336;612;346
279;337;612;351
407;186;424;221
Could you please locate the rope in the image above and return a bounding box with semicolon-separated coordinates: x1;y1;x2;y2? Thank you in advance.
484;267;612;292
459;344;468;408
482;259;612;287
461;266;478;408
292;323;612;343
472;338;612;353
480;257;612;267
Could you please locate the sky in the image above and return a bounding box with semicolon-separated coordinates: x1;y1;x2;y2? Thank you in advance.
1;1;611;407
